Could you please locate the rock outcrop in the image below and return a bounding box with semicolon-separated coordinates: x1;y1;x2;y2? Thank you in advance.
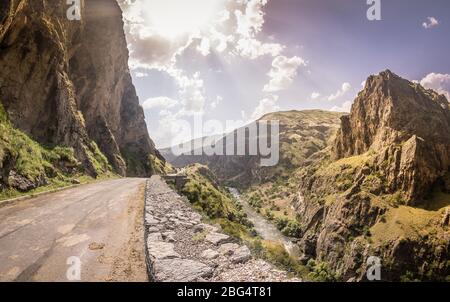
292;71;450;281
333;70;450;203
0;0;162;178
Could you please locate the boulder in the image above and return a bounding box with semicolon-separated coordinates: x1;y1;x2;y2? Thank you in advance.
205;232;231;245
152;259;213;282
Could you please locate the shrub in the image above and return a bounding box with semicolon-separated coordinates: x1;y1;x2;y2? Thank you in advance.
282;220;301;237
307;260;339;282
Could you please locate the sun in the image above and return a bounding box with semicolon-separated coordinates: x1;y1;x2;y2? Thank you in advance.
141;0;227;39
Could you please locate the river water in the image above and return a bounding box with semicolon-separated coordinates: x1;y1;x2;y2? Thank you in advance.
228;188;300;258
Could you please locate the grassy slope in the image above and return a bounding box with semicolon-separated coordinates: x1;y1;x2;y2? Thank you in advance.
0;104;115;201
179;164;310;279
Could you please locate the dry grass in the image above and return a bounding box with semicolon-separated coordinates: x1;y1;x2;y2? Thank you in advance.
370;205;442;246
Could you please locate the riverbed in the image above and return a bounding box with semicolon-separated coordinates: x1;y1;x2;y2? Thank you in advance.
228;188;300;258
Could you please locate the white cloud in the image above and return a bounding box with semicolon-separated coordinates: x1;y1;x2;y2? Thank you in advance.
328;82;352;101
235;0;268;38
197;38;211;56
119;0;307;146
235;38;284;59
211;96;223;109
311;92;321;100
135;71;149;78
251;95;280;120
330;101;353;113
422;17;439;29
167;68;206;114
263;56;306;92
420;73;450;100
142;96;178;110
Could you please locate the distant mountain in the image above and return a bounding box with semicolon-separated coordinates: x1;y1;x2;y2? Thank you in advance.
162;110;343;188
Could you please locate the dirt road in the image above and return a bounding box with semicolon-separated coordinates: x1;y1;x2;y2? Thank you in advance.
0;178;148;282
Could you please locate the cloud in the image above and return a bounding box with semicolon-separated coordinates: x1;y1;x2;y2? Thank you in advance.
197;38;211;56
235;38;284;59
167;69;206;114
330;101;353;113
422;17;439;29
119;0;306;145
263;56;306;92
420;73;450;100
328;82;352;101
235;0;268;38
251;94;280;120
142;96;179;110
211;96;223;109
134;71;149;78
311;92;321;100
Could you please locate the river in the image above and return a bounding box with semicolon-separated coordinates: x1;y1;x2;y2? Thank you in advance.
228;188;300;258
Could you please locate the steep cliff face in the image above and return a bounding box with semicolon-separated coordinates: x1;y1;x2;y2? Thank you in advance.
0;0;161;179
333;70;450;203
293;71;450;281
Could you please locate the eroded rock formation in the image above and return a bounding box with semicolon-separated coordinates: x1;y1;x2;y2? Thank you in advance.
293;71;450;281
333;70;450;202
0;0;162;177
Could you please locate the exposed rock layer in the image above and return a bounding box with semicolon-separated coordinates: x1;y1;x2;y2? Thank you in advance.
333;70;450;202
0;0;161;177
293;71;450;281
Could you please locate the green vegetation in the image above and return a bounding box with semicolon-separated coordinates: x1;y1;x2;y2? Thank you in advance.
249;239;309;277
306;259;340;282
178;164;309;279
85;141;112;174
149;154;173;175
0;103;115;201
181;164;254;234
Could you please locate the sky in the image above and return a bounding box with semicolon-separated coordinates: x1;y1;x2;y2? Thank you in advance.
117;0;450;149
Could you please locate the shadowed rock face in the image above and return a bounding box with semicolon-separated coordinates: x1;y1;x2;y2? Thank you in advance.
333;70;450;203
0;0;162;177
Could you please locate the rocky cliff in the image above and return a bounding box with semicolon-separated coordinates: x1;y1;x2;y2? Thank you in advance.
0;0;162;182
293;71;450;281
333;70;450;203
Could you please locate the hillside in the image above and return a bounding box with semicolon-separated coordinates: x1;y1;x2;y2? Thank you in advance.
293;71;450;281
167;71;450;281
0;0;163;195
164;110;343;188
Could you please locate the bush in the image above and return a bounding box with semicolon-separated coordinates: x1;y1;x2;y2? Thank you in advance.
275;217;288;231
307;260;339;282
282;220;301;237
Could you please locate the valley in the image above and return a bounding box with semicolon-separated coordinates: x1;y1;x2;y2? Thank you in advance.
166;71;450;281
1;0;450;283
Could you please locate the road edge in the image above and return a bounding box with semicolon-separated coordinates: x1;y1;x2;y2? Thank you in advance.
0;177;120;208
143;178;154;282
0;184;81;208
